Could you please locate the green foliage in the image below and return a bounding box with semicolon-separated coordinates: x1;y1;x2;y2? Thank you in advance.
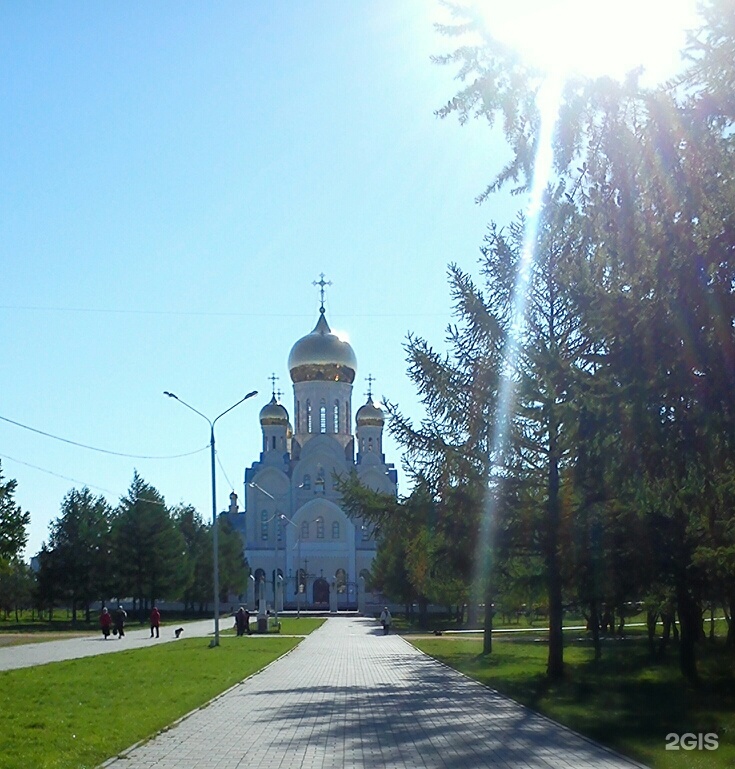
0;461;29;564
111;472;187;612
48;487;112;622
430;0;735;683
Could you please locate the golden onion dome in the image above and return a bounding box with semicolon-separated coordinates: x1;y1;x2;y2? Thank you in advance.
288;309;357;384
259;395;289;426
356;397;384;427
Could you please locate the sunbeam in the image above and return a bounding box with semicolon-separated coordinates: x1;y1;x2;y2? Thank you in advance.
473;74;563;617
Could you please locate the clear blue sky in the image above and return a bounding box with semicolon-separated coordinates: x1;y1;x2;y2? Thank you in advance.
1;1;699;558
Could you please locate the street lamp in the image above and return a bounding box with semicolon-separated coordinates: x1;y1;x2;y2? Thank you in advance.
165;389;257;646
248;482;287;622
280;513;303;617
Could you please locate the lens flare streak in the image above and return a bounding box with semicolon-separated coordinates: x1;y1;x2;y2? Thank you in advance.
474;75;563;602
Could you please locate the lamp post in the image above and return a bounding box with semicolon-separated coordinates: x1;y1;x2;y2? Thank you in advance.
279;513;302;617
165;390;257;646
248;482;288;622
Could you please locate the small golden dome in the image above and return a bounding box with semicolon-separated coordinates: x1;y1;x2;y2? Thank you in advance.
288;310;357;384
259;395;289;426
356;397;384;427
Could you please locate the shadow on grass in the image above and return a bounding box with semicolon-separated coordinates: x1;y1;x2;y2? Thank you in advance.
412;634;735;767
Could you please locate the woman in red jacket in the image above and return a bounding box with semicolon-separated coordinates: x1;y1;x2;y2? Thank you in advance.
100;607;112;640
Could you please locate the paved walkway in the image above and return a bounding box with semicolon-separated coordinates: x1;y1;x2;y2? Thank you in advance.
0;618;216;671
96;616;646;769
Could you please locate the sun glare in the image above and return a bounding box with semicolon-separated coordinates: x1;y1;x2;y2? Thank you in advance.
471;0;701;84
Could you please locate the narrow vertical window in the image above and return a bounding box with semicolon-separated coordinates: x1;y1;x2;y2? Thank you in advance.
346;401;351;433
295;401;300;431
319;400;327;433
272;435;276;449
301;520;309;539
261;510;269;540
333;400;339;433
306;400;312;433
316;518;325;538
332;521;340;539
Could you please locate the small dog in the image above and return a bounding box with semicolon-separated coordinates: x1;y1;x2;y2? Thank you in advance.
174;627;184;638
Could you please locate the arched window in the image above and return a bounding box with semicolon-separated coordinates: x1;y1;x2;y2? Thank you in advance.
306;400;312;433
295;401;300;431
319;400;327;433
301;520;309;539
368;437;373;452
332;521;340;539
272;435;276;450
346;401;351;432
261;511;269;540
315;468;325;492
335;568;347;593
333;400;339;433
316;518;325;539
303;474;311;490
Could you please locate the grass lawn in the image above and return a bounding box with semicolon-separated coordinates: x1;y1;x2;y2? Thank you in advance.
221;616;326;636
0;635;301;769
410;632;735;768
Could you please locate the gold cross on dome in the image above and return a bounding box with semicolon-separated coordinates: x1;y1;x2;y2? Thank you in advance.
268;372;279;397
312;273;332;311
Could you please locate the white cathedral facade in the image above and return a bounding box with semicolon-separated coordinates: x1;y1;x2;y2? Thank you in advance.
224;294;397;611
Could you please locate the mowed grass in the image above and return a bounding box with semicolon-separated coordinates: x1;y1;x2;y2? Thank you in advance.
410;633;735;769
221;616;326;636
0;635;301;769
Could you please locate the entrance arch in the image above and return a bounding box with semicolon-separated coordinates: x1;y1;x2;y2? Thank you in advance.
313;577;329;606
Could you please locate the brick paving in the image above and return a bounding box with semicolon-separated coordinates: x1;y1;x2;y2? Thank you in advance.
99;616;647;769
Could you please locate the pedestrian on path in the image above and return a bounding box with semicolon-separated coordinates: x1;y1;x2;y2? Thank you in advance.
380;606;392;635
150;606;161;638
235;606;251;636
100;607;112;640
114;605;127;638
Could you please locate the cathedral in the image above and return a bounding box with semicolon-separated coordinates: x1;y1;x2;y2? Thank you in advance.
224;280;397;612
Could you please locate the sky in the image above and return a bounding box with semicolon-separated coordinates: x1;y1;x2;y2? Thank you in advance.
1;1;701;559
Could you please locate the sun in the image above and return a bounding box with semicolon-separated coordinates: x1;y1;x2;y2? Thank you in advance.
467;0;701;84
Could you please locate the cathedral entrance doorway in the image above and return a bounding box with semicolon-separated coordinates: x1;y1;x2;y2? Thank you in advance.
313;577;329;606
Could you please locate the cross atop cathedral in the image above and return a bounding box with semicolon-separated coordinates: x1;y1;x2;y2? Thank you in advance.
276;388;284;401
312;272;332;312
365;373;376;401
268;372;279;397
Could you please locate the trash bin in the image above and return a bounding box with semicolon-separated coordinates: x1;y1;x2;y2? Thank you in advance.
257;616;267;634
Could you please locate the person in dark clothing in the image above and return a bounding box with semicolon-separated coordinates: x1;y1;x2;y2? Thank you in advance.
150;605;161;638
114;605;127;638
235;606;251;636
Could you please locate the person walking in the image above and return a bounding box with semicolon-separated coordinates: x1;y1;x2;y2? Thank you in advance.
114;605;127;638
379;606;392;635
100;607;112;640
150;605;161;638
235;606;250;637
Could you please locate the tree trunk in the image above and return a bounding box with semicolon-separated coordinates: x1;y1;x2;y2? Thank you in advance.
676;583;700;686
546;440;564;681
589;601;601;661
646;610;658;658
483;584;494;655
725;595;734;649
418;598;428;629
